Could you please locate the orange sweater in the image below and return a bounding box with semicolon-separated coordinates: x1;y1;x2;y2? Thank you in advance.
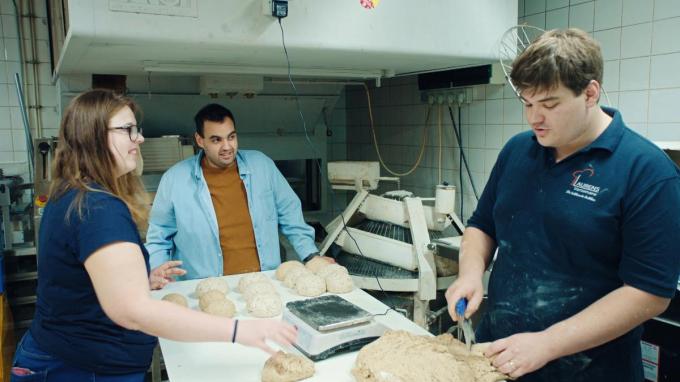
201;159;260;275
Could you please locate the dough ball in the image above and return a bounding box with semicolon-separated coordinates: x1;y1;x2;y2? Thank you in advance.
316;264;348;279
294;274;326;297
161;293;188;307
238;273;271;293
262;351;315;382
199;289;226;311
305;256;330;274
247;293;282;318
275;260;304;281
204;298;236;318
243;281;277;302
325;271;354;294
283;267;313;289
435;256;459;277
195;277;229;298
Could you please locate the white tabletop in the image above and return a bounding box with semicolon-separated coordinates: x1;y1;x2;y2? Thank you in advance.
151;270;431;382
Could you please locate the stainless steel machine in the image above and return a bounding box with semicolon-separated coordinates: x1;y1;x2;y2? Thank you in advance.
0;169;34;251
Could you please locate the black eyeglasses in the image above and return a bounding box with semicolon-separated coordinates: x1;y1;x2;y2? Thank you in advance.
108;124;143;141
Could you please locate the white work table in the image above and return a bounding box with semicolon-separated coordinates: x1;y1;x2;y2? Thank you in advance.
150;270;431;382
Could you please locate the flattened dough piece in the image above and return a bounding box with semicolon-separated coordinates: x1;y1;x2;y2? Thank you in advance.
435;256;459;277
352;330;510;382
195;277;230;298
247;293;282;318
261;351;315;382
294;274;326;297
162;293;188;307
353;330;472;382
238;273;272;293
275;261;305;281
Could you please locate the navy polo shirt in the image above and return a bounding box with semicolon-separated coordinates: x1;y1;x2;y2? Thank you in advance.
30;188;157;374
469;107;680;382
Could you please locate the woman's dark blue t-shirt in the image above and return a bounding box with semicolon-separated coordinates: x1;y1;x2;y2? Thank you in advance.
29;188;157;374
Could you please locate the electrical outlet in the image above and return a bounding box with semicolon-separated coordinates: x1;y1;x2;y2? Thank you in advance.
421;89;471;105
271;0;288;18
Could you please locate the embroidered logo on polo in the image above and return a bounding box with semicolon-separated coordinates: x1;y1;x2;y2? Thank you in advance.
566;166;600;202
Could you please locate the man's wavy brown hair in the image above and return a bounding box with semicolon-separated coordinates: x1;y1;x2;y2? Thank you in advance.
510;28;603;96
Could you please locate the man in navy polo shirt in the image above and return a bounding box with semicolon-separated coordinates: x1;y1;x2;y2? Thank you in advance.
445;28;680;381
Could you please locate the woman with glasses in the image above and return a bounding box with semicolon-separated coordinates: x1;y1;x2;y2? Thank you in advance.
10;89;297;382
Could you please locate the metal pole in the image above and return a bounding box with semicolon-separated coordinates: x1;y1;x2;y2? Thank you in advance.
14;72;34;184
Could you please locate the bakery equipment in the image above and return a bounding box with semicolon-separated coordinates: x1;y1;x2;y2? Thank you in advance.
1;171;32;251
320;186;463;271
319;170;465;328
282;295;387;361
327;160;401;194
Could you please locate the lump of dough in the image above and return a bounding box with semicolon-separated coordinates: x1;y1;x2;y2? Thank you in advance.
243;281;277;302
294;274;326;297
162;293;188;307
261;351;315;382
283;267;313;289
316;264;348;279
238;273;271;293
204;298;236;318
305;256;330;274
247;293;282;318
435;256;459;277
195;277;229;298
352;330;509;382
199;289;226;311
325;271;354;294
353;330;471;382
275;260;304;281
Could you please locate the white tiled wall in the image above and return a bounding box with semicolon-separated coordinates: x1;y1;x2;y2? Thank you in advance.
0;0;58;178
345;0;680;222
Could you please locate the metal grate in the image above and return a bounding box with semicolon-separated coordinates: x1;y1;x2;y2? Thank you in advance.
355;220;442;244
334;219;443;279
336;251;416;279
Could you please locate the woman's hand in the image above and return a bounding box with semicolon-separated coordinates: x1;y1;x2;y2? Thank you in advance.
234;319;298;355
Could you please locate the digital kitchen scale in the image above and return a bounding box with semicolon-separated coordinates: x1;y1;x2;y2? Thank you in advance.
282;295;387;361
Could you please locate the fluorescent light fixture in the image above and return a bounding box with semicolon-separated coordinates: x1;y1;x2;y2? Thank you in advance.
143;61;387;79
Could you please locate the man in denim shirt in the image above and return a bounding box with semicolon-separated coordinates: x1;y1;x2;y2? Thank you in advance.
146;104;327;284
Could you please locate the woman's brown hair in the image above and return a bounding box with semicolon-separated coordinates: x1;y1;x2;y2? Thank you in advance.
49;89;149;227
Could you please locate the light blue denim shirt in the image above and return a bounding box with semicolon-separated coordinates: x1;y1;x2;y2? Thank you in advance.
145;150;318;279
